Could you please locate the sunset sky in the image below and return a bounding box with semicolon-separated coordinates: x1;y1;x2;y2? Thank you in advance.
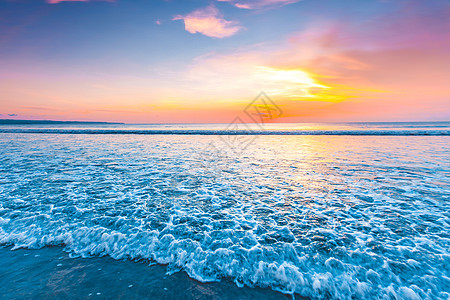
1;0;449;123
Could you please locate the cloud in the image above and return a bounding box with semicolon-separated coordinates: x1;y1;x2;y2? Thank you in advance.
5;0;449;122
47;0;86;3
181;1;450;121
46;0;113;4
217;0;301;9
22;106;62;112
185;50;328;104
173;5;243;38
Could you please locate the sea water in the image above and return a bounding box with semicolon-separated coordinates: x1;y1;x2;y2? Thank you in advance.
0;123;449;299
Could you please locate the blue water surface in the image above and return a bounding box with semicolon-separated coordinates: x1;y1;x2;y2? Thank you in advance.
0;126;449;299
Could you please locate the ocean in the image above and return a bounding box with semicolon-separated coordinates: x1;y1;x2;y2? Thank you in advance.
0;122;449;299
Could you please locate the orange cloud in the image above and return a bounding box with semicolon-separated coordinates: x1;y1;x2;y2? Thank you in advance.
173;5;243;38
185;51;330;105
264;20;450;121
2;1;449;123
180;3;450;121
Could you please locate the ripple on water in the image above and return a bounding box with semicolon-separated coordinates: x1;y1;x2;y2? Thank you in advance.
0;134;449;299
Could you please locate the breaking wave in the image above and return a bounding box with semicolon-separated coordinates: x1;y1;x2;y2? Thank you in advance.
0;133;449;299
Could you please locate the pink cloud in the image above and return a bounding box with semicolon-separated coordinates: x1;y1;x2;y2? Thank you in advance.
217;0;301;9
184;1;450;121
173;5;243;38
47;0;113;4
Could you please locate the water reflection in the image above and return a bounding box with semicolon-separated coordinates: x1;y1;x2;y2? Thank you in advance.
0;134;448;298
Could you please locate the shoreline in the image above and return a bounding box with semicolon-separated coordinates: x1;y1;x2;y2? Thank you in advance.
0;245;298;299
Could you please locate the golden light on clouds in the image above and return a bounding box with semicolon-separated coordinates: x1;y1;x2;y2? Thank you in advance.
1;0;449;122
255;66;330;100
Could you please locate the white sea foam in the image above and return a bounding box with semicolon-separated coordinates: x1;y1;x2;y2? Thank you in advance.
0;133;449;299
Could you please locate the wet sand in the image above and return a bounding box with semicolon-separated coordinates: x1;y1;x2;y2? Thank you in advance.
0;246;296;299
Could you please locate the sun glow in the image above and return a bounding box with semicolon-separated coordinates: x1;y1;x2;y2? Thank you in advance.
256;66;330;99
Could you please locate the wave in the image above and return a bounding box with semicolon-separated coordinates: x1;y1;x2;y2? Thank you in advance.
1;128;449;299
0;128;449;135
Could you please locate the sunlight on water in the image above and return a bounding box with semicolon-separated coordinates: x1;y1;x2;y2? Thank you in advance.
0;133;449;299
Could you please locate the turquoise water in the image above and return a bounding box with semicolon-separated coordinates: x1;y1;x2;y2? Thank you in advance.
0;124;449;299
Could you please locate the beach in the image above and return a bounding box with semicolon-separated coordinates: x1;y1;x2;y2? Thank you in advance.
2;0;450;297
0;123;449;299
0;246;289;299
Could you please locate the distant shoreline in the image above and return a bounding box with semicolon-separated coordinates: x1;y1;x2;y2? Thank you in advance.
0;119;124;125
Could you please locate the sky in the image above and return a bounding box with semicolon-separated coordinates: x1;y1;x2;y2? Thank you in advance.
0;0;449;123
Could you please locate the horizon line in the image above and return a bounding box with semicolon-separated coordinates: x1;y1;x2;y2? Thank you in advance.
1;119;450;125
